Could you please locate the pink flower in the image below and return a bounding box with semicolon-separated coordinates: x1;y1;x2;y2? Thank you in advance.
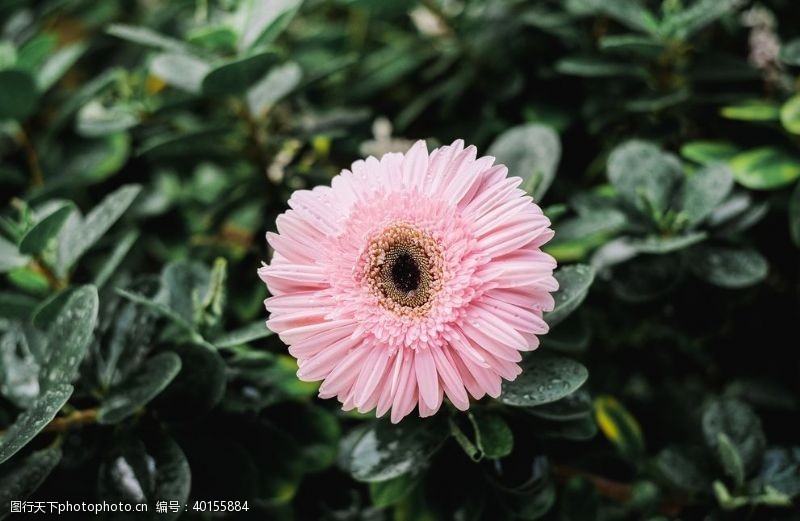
258;140;558;422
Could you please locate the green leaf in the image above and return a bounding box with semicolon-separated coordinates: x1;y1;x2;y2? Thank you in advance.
347;418;447;482
656;446;712;493
238;0;303;50
41;285;99;390
526;389;593;421
720;100;780;121
702;398;766;474
57;184;141;275
37;42;87;92
0;235;30;273
154;344;226;419
588;0;660;35
628;232;707;254
94;229;139;288
716;432;745;487
790;182;800;248
607;140;683;217
106;24;191;53
680;163;734;226
202;52;278;96
247;61;302;116
160;260;211;325
661;0;739;38
780;94;800;135
545;264;595;327
150;52;210;94
97;352;182;424
369;473;416;508
76;100;139;137
0;384;73;464
0;69;38;120
499;354;588;407
779;38;800;66
594;395;645;463
556;56;643;78
62;133;131;183
0;324;41;408
18;203;75;255
98;432;190;521
758;447;800;498
598;34;663;56
115;289;200;340
686;245;768;289
680;141;739;165
611;254;682;302
0;447;62;519
214;320;272;348
472;410;513;459
488;123;561;201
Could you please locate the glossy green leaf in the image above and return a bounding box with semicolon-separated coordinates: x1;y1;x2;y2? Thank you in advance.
717;432;745;487
0;236;30;273
720;100;780;121
780;94;800;135
62;133;131;183
40;285;99;390
0;324;41;408
0;69;38;120
97;352;182;424
107;24;191;53
57;184;141;275
369;473;416;508
687;245;768;288
0;447;62;519
680;163;734;226
0;384;72;464
76;101;139;137
238;0;303;50
680;141;739;165
202;52;278;96
347;418;447;482
247;61;302;116
556;57;643;78
499;354;588;407
526;389;592;421
37;42;87;91
150;52;210;94
545;264;595;327
702;398;766;474
214;320;272;348
488;123;561;200
18;203;75;255
607;140;683;216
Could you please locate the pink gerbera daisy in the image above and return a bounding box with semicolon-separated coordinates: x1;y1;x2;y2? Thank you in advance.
258;140;558;423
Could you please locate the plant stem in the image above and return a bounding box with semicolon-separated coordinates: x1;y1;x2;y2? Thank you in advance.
42;408;98;433
18;125;44;188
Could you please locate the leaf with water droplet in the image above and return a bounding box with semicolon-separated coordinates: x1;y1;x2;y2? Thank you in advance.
40;285;99;391
97;352;182;424
346;418;447;482
0;446;62;517
488;123;561;201
0;384;73;464
545;264;595;328
18;202;76;255
686;245;768;289
499;354;588;407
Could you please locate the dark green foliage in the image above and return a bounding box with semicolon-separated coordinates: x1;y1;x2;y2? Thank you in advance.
1;1;799;520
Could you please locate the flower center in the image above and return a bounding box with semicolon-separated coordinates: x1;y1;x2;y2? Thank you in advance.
364;223;443;314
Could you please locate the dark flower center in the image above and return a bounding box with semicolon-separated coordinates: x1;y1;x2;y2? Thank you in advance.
390;251;421;293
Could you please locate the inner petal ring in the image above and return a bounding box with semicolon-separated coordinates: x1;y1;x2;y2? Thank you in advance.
363;223;444;315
